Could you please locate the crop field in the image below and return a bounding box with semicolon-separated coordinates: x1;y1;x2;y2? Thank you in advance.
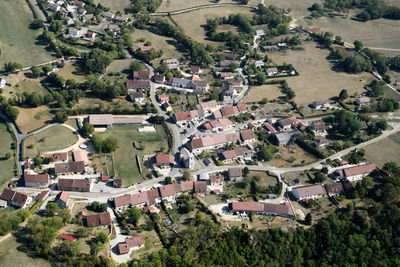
364;132;400;167
15;106;53;134
0;0;53;67
171;6;254;44
24;125;78;158
0;121;16;183
267;41;375;105
98;125;169;186
94;0;131;12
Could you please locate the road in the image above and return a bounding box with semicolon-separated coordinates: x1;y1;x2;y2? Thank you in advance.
152;3;256;16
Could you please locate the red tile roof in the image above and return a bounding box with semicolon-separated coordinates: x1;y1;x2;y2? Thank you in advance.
55;161;85;174
114;194;131;207
194;181;207;193
174;110;199;122
131;192;148;205
341;163;376;178
24;172;49;184
57;191;69;203
36;190;49;201
159;184;176;198
125;236;144;248
220;106;238;117
58;178;92;191
231;202;258;212
126;80;150;89
160;96;169;102
0;189;15;202
86;212;111;227
181;181;194;191
58;233;76;241
73;150;88;164
101;176;110;181
133;70;150;79
155;154;174;165
240;129;255;141
43;152;68;161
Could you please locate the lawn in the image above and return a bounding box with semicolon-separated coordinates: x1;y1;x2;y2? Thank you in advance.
23;125;79;158
93;0;131;12
130;230;162;259
171;6;254;45
98;124;169;186
0;121;17;184
0;0;54;67
364;132;400;167
283;171;310;185
272;144;317;168
103;59;132;84
0;71;48;99
0;235;51;267
15;106;54;134
57;62;87;83
267;41;375;105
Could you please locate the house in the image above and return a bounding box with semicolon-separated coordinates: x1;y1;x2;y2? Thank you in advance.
49;4;61;12
114;15;129;23
24;172;49;188
0;189;31;209
82;14;94;23
228;168;242;181
58;178;93;192
190;132;239;154
102;12;115;20
240;129;256;144
113;194;131;211
254;60;265;68
43;152;68;162
86;212;112;227
271;131;296;146
24;161;31;170
218;146;251;163
68;27;88;38
58;233;76;242
55;161;86;174
255;29;265;36
173;110;199;126
126;80;151;90
36;190;50;201
73;150;89;165
155;154;175;167
195;100;218;113
310;100;327;109
162;102;173;112
159;184;177;202
266;67;278;76
72;0;85;6
63;17;74;26
315;138;329;148
55;191;69;209
181;181;194;192
210;174;224;186
154;74;165;84
193;181;207;196
190;66;202;75
264;123;277;134
312;121;326;133
83;31;96;42
159;95;169;103
133;70;150;80
88;114;113;128
291;184;326;200
229;202;294;218
108;24;120;32
113;179;122;188
220;106;239;117
118;236;145;255
171;78;190;88
201;118;233;132
0;78;6;88
219;60;235;68
219;72;234;79
325;183;344;196
277;117;297;130
163;58;179;69
332;163;376;182
130;92;145;103
180;147;195;170
355;96;370;106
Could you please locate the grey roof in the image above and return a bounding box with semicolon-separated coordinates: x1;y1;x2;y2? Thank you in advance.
273;131;296;145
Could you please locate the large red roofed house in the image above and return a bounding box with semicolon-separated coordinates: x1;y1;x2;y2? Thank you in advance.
73;150;89;165
239;129;255;144
58;178;93;192
0;189;32;209
118;236;145;254
114;194;131;211
43;152;68;162
85;212;112;227
126;80;151;90
173;110;199;126
24;172;49;188
159;184;176;202
333;163;376;182
133;70;150;80
229;201;294;218
155;154;175;167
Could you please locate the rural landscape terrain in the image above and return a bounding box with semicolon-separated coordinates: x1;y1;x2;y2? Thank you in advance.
0;0;400;265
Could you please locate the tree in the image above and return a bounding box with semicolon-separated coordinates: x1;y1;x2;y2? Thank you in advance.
305;213;312;225
102;137;119;153
5;152;12;159
123;207;142;226
31;19;44;29
45;202;60;217
55;111;68;123
129;60;143;71
30;66;41;78
165;176;172;184
182;169;191;181
243;167;250;177
95;232;108;244
75;227;90;238
354;40;363;51
81;122;94;138
261;98;268;104
91;135;103;153
338;89;348;100
4;62;23;72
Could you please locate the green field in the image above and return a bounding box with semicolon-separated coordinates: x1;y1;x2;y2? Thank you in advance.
57;62;87;83
24;125;79;158
98;125;169;186
365;132;400;167
0;121;17;184
0;0;54;67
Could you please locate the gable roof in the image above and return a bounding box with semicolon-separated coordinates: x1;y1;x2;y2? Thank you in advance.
181;181;194;191
133;70;150;79
12;192;29;207
89;114;113;126
86;212;111;227
194;181;207;193
36;190;50;201
0;189;15;202
114;194;131;207
159;184;176;198
58;233;76;241
126;80;151;89
220;106;239;117
58;178;92;191
240;129;255;141
73;150;88;164
43;152;68;161
56;191;69;203
155;154;174;165
125;236;145;248
325;183;344;194
341;163;376;178
174;110;198;122
24;172;49;184
55;161;85;173
131;192;148;205
293;184;326;198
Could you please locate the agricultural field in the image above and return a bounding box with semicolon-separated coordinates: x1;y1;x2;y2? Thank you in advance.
364;132;400;167
158;0;235;12
0;121;17;184
0;236;51;267
171;6;254;45
0;0;54;67
57;62;87;83
23;125;79;158
98;124;169;186
267;41;375;105
15;106;53;134
94;0;131;12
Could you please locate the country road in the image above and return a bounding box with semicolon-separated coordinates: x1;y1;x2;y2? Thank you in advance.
151;3;256;16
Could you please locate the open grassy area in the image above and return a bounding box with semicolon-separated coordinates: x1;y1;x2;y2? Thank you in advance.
364;132;400;167
16;106;54;134
171;6;254;45
0;71;48;99
23;125;78;158
158;0;235;12
0;235;51;267
72;97;136;112
247;171;277;187
94;0;131;12
98;124;169;186
0;121;17;183
268;41;375;105
57;62;87;83
244;84;284;102
0;0;54;67
130;230;162;259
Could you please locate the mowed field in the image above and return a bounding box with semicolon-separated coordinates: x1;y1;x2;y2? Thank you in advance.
267;41;375;105
0;0;53;67
244;83;284;102
0;121;16;183
0;71;48;99
57;62;87;83
158;0;235;12
24;125;78;158
171;6;254;44
94;0;131;12
364;132;400;167
16;106;53;134
98;125;169;186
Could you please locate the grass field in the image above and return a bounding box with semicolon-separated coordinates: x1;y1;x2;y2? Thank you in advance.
16;106;53;134
72;97;136;112
57;62;87;83
0;121;17;184
24;125;78;158
98;125;169;186
247;171;277;187
244;84;284;102
171;6;254;45
267;41;374;105
158;0;235;12
94;0;131;12
0;71;48;99
364;132;400;167
0;0;54;67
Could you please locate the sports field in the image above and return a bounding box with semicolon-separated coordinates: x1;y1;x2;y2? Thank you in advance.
0;0;53;67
